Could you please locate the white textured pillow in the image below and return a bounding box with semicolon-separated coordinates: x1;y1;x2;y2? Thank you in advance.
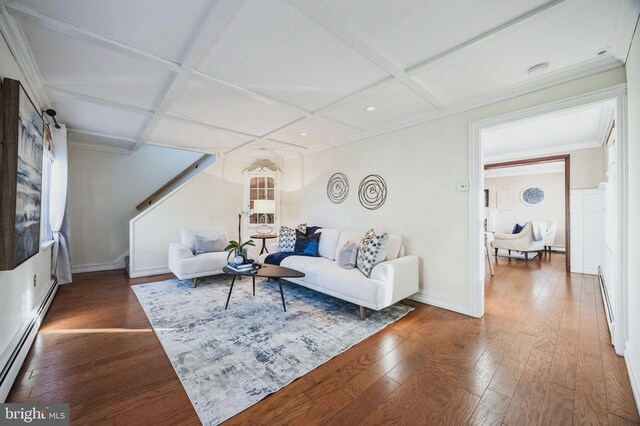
357;229;390;278
193;235;227;255
337;241;357;269
316;228;341;260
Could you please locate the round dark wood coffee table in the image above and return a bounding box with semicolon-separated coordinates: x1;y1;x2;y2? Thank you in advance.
222;264;305;312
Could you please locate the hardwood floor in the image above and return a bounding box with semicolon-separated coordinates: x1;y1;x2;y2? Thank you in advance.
7;254;639;425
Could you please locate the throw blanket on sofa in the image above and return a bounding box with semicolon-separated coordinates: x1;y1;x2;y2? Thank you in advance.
264;252;295;266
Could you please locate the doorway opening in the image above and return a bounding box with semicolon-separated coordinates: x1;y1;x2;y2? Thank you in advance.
469;86;627;356
485;155;569;271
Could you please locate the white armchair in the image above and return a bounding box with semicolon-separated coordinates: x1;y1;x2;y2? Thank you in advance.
492;222;544;261
536;220;558;253
168;228;229;287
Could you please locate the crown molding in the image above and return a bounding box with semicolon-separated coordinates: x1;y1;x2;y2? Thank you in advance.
0;2;50;109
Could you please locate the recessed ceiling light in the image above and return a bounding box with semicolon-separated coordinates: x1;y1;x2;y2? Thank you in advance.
365;106;376;111
597;49;608;56
300;132;308;136
527;62;550;75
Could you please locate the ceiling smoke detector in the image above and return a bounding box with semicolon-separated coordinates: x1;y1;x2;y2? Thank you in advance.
527;62;550;76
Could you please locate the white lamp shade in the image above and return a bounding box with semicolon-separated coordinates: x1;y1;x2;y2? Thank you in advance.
253;199;275;214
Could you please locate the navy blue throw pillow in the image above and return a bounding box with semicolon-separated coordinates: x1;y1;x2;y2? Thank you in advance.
512;223;524;234
306;226;322;236
294;232;321;256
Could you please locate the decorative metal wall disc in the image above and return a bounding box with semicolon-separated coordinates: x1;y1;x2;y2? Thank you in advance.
327;172;349;204
358;174;387;210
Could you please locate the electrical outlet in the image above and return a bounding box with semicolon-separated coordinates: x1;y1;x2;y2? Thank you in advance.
33;275;37;287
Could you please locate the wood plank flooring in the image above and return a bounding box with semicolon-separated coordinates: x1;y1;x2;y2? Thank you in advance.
7;253;639;425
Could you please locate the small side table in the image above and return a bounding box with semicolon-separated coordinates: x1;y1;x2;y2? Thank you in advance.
250;234;277;255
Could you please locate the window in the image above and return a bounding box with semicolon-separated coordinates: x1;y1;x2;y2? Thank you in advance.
40;149;54;243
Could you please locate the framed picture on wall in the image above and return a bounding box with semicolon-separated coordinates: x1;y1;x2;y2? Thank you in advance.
0;78;44;270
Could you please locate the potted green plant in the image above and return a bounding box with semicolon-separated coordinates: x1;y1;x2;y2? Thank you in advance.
224;239;255;263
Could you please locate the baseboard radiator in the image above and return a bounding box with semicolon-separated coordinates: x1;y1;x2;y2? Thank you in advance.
597;265;615;345
0;279;58;401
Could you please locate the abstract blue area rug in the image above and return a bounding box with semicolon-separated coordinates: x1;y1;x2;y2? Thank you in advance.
132;275;412;425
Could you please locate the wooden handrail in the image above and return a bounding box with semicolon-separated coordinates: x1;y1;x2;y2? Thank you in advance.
136;154;213;211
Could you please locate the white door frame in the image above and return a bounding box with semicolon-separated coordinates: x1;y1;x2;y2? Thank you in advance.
468;84;628;355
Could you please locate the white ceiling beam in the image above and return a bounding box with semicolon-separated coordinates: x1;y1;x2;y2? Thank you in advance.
289;0;447;109
5;2;182;72
135;0;245;150
162;113;258;140
405;0;566;74
45;85;155;116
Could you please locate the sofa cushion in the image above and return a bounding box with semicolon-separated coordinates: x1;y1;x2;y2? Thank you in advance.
337;241;357;269
386;234;402;260
335;231;367;260
294;232;321;256
181;228;227;252
279;226;296;252
174;252;228;276
316;228;341;260
296;223;307;234
357;229;390;277
193;235;227;255
280;256;383;306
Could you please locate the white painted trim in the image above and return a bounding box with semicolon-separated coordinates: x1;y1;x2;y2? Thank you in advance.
614;91;629;354
484;139;603;163
0;279;58;402
0;3;50;109
71;251;129;274
469;85;628;350
128;266;171;279
409;291;470;316
624;341;640;418
68;141;134;156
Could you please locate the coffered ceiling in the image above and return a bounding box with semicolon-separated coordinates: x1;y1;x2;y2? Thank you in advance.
0;0;638;160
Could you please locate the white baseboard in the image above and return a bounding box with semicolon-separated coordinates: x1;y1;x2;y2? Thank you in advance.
624;340;640;419
128;266;171;279
71;251;129;274
0;279;58;402
571;266;599;275
409;290;470;316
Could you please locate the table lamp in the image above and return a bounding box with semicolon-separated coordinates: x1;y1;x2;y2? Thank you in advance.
253;200;275;234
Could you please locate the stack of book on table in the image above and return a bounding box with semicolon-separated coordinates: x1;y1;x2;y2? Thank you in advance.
226;261;255;272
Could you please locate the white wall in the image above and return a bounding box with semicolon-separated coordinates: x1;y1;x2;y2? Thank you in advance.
129;158;249;277
0;34;55;364
486;172;566;246
624;20;640;410
67;144;200;272
281;67;626;313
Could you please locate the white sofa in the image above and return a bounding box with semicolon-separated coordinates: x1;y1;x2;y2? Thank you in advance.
259;229;419;319
168;228;229;286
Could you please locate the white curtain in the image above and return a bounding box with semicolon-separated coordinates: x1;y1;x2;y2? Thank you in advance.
49;125;72;284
